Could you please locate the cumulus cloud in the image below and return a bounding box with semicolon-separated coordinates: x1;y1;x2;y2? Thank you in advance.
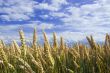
0;0;37;21
0;21;54;31
35;0;68;11
33;0;109;42
35;3;59;11
26;22;54;30
0;0;68;21
51;0;68;7
0;24;20;30
53;0;110;41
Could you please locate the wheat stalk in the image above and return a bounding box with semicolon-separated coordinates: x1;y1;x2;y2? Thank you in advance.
53;32;58;50
13;40;21;55
19;29;26;57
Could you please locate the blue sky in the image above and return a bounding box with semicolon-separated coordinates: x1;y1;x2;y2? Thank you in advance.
0;0;110;43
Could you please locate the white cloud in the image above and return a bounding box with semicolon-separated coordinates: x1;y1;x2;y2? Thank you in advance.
51;0;68;7
0;14;31;21
49;12;69;18
0;0;37;21
42;0;110;42
0;24;20;30
35;0;68;11
39;15;49;19
26;22;54;30
0;21;54;31
35;3;59;11
55;31;106;42
0;0;68;21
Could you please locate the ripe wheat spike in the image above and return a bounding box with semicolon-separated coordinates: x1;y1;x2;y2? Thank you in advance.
0;29;110;73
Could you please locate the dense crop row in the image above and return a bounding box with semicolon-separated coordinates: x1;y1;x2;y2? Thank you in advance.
0;29;110;73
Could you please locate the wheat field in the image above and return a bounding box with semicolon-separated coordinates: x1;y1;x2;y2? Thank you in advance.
0;28;110;73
